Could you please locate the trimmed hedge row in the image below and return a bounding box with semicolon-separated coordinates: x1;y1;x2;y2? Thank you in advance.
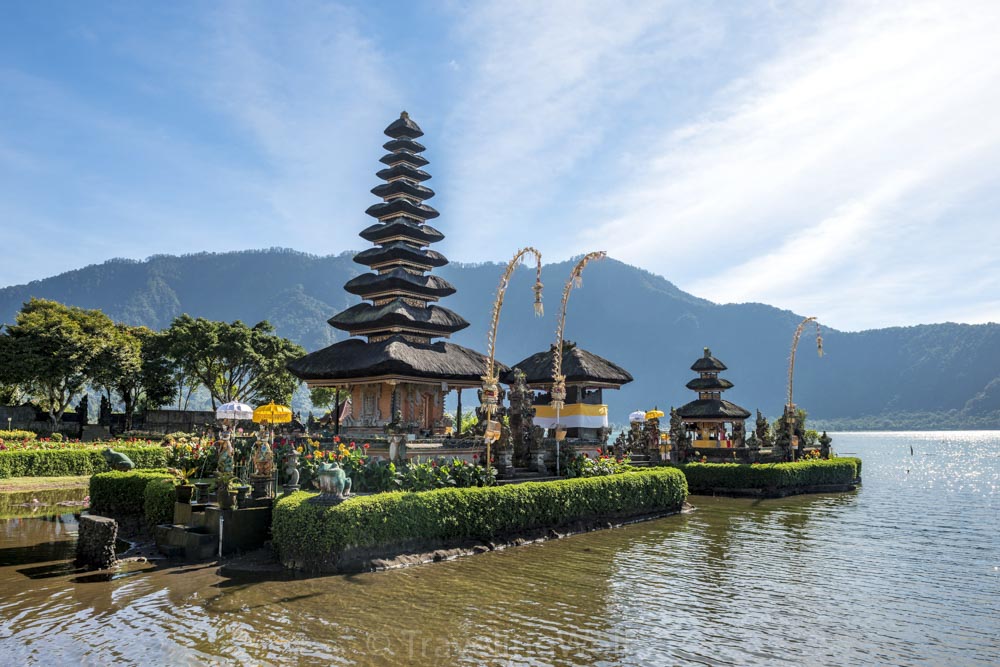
675;457;861;494
143;479;177;526
0;446;168;478
89;470;172;519
273;467;688;571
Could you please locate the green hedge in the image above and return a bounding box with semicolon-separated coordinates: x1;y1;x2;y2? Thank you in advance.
89;470;172;519
0;446;168;478
675;457;861;494
273;467;688;571
143;480;177;526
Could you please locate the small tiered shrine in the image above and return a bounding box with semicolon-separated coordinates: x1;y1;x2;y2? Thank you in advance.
504;341;633;442
676;348;751;453
288;112;495;434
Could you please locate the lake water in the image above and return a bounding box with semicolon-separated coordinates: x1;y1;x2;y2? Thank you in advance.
0;432;997;666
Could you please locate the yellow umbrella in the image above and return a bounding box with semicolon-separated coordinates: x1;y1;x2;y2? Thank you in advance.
645;409;665;420
253;402;293;424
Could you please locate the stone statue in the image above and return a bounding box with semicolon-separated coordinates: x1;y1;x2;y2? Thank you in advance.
733;420;745;447
668;408;690;462
311;461;352;505
251;438;275;477
507;369;535;467
613;430;629;458
77;395;89;426
819;431;832;459
216;439;235;474
755;410;772;448
284;455;300;486
102;447;134;471
98;395;111;426
283;452;300;492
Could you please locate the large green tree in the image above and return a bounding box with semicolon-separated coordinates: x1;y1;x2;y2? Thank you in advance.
92;325;176;430
0;298;116;426
163;315;304;408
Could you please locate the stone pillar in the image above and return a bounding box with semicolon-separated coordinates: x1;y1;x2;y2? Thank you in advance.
76;515;118;569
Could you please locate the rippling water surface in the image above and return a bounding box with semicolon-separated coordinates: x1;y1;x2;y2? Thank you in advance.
1;432;997;666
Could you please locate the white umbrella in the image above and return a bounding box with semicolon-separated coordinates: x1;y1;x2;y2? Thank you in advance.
216;401;254;421
629;410;647;423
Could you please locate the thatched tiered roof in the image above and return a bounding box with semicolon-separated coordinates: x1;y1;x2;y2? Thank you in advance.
288;335;504;386
677;347;750;420
288;112;493;387
502;341;633;387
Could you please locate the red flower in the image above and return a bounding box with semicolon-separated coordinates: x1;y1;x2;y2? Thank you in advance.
472;454;478;460
363;443;370;449
431;461;438;467
584;453;590;458
350;441;355;447
596;448;603;456
305;454;313;460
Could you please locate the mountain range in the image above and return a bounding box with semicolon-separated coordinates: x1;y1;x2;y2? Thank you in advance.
2;248;999;429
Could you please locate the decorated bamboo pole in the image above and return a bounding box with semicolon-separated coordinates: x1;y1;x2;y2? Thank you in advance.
481;248;545;471
786;316;824;461
551;251;606;475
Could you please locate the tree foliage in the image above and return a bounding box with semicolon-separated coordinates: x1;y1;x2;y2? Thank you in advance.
92;325;175;430
163;315;304;407
0;299;116;425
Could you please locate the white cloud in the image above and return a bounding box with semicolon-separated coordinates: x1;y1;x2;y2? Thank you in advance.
580;0;1000;329
203;0;400;247
439;0;730;262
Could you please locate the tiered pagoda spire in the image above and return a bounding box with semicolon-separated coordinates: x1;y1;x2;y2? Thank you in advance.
686;347;735;400
288;112;498;400
331;111;469;344
677;347;750;420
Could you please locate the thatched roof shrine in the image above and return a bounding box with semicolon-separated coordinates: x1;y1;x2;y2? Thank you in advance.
502;341;633;388
676;348;750;421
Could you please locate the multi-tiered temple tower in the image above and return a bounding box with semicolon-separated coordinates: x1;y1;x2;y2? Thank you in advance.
288;112;496;433
676;347;751;450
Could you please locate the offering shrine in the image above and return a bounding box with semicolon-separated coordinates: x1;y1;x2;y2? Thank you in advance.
676;348;751;452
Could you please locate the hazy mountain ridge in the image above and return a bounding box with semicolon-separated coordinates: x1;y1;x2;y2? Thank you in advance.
3;249;999;428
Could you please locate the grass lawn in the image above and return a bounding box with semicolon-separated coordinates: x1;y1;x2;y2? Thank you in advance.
0;475;90;493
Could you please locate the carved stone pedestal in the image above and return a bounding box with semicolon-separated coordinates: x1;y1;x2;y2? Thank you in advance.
251;475;272;499
496;448;514;478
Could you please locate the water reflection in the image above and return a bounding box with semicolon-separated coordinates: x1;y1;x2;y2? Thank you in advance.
0;432;997;666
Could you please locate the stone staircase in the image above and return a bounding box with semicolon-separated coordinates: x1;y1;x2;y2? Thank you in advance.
497;467;561;485
629;453;656;468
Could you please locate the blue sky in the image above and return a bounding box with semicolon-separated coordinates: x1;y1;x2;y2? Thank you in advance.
2;0;999;331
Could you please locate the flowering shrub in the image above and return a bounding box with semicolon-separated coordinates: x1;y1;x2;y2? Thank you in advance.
563;449;635;478
274;437;494;493
164;437;219;476
398;457;496;491
0;430;37;442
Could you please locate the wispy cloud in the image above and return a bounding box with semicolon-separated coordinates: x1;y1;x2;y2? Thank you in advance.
203;0;400;246
580;0;1000;329
439;0;732;260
